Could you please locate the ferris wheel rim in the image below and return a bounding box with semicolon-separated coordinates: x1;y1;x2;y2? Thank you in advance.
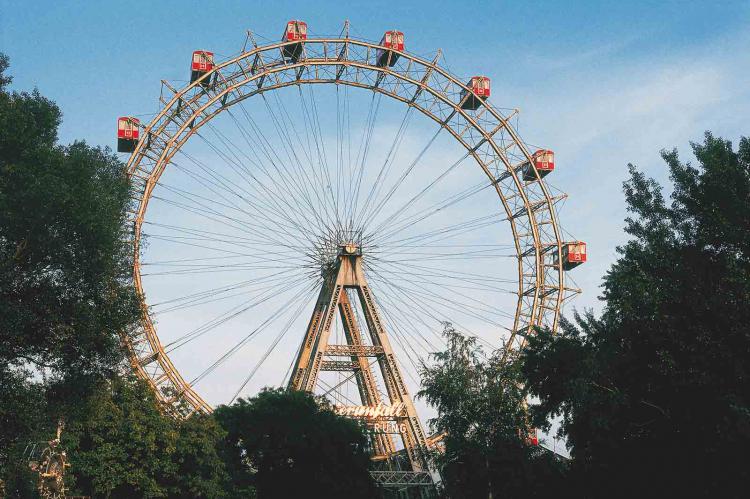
123;33;571;417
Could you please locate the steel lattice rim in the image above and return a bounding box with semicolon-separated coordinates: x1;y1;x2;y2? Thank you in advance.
123;33;577;417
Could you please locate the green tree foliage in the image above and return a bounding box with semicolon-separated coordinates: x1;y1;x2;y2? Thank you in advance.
419;324;566;499
0;365;47;498
0;54;139;378
169;413;232;498
522;133;750;498
0;366;46;468
64;376;229;498
0;52;140;485
214;388;377;499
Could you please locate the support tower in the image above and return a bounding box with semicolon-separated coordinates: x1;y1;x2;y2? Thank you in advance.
288;243;430;474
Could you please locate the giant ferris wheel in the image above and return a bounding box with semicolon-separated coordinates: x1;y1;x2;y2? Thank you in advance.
117;20;586;485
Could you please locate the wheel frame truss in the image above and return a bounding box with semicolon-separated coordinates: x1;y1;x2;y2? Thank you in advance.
289;250;429;470
122;33;578;417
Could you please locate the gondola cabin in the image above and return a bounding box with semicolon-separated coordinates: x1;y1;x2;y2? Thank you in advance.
528;428;539;446
523;149;555;181
190;51;214;86
116;117;140;153
558;241;587;270
460;76;491;110
376;30;404;67
518;427;539;446
282;20;307;62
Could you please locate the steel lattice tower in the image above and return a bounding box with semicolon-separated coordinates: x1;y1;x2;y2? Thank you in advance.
289;243;430;473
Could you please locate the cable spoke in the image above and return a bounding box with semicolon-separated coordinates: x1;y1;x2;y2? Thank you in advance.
131;75;532;416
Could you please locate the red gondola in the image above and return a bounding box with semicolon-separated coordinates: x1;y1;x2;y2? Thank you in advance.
523;149;555;181
376;30;404;67
117;117;140;153
460;76;491;110
190;51;214;86
528;428;539;446
558;241;587;271
282;20;307;62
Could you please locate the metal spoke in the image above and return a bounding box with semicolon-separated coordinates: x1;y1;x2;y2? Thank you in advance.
119;30;579;447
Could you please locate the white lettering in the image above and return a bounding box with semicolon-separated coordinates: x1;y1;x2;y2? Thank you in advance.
334;402;406;419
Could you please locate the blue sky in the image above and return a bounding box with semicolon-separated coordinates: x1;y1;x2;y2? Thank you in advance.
2;1;749;427
3;1;748;313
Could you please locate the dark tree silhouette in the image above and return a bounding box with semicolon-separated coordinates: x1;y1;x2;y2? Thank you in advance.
523;133;750;498
214;388;377;499
0;52;140;485
419;324;566;498
65;376;229;498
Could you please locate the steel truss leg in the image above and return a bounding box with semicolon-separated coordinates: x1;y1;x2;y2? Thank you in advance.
339;291;397;456
288;252;430;472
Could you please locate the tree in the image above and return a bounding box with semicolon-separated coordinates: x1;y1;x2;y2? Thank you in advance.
0;54;231;498
168;413;231;499
522;133;750;498
63;376;229;498
213;388;377;499
0;365;48;498
0;52;140;478
0;91;139;376
419;324;566;499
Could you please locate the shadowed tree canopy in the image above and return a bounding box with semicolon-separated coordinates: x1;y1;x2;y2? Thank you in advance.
0;53;139;378
213;388;378;499
62;375;229;499
522;133;750;498
419;324;566;499
0;53;140;482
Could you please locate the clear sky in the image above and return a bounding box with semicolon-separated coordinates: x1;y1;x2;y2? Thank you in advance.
2;1;749;444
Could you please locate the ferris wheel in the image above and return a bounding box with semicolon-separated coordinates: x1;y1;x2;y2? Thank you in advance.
117;20;585;477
